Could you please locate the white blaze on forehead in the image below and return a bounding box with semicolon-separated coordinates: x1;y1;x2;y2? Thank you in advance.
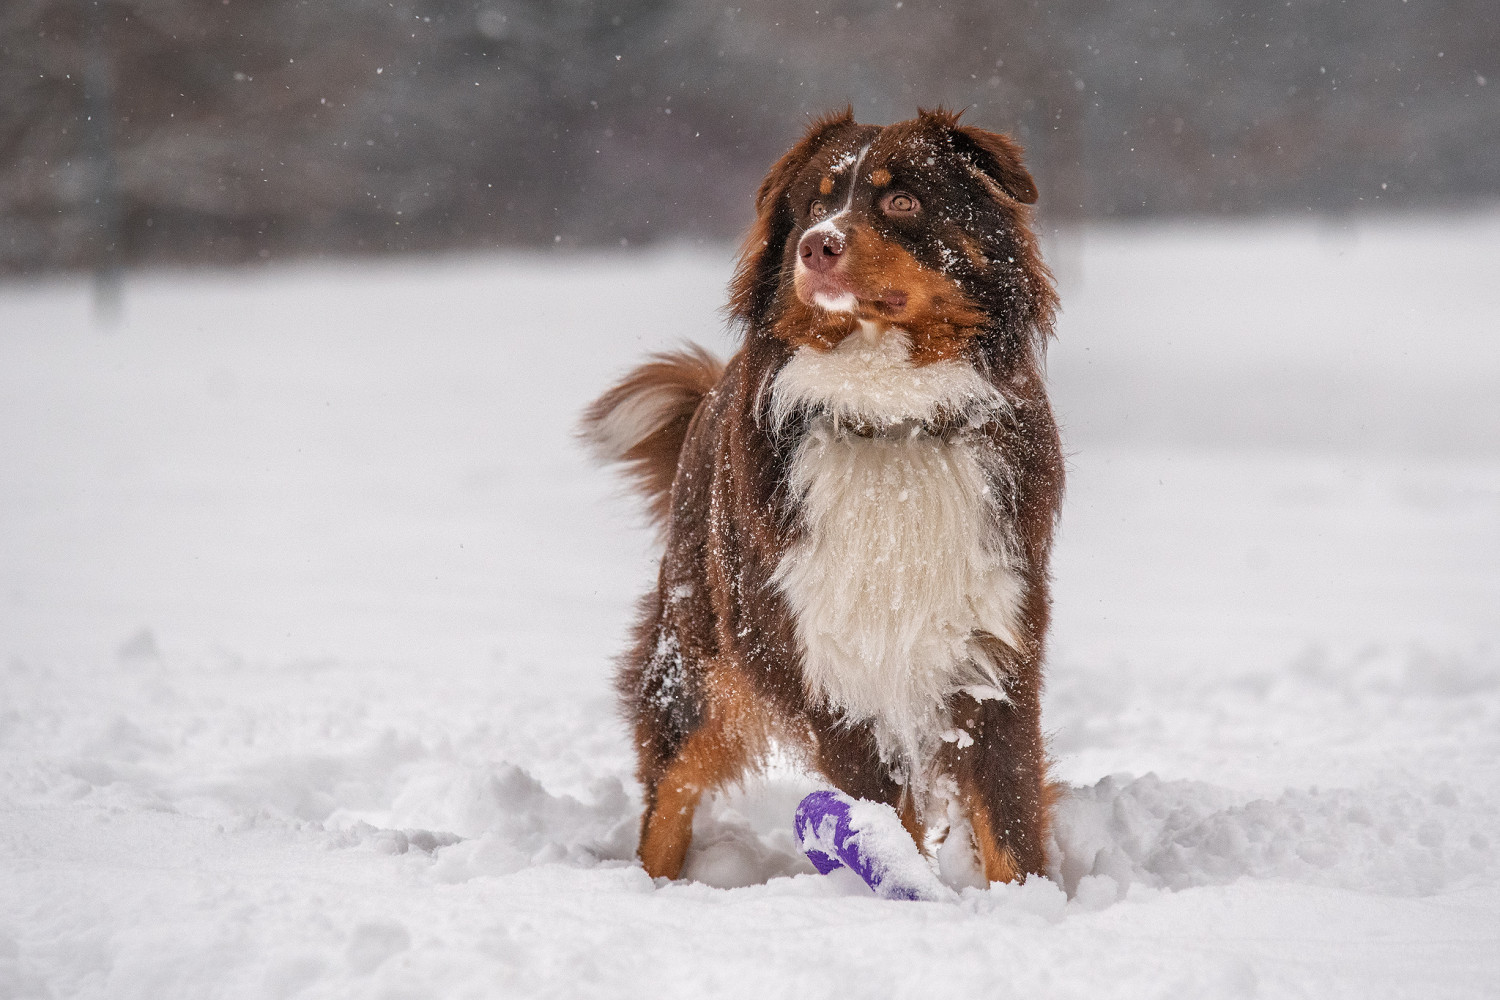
804;142;872;240
827;148;860;174
798;144;875;315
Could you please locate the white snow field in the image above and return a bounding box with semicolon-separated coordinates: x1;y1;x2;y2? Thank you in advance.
2;213;1499;998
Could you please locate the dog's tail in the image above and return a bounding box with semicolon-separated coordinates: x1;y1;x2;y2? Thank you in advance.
579;344;725;530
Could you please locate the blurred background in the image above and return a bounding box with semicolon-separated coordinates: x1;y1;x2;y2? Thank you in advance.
3;0;1498;273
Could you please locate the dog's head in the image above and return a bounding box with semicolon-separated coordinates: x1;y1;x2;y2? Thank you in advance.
730;108;1057;367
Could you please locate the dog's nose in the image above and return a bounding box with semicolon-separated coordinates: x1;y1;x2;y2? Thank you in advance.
798;228;846;273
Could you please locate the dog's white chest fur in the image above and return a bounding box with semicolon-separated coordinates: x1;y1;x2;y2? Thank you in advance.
769;327;1024;765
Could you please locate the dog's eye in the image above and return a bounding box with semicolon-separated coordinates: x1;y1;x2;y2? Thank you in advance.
808;201;828;221
881;191;920;216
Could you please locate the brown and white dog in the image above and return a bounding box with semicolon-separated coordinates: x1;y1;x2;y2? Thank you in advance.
581;108;1063;886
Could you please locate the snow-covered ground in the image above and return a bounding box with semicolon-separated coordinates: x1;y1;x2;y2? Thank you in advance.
2;213;1499;998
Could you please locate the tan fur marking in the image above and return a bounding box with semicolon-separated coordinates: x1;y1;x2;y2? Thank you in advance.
819;176;834;196
780;227;985;362
839;228;987;364
639;768;701;879
637;662;764;879
771;293;858;350
870;167;891;188
966;800;1022;883
958;233;989;269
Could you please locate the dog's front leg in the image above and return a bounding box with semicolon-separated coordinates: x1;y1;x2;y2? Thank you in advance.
943;683;1054;883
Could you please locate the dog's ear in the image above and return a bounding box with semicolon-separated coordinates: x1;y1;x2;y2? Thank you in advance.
729;107;856;325
922;108;1037;206
954;126;1038;205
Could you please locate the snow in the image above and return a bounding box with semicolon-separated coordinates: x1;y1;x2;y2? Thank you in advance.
3;213;1500;997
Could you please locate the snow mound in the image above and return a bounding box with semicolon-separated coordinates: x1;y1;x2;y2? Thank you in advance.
1052;773;1498;901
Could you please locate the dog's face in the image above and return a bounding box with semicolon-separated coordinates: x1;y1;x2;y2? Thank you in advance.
731;108;1056;367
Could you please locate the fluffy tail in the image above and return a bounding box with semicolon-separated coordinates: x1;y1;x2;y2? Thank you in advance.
579;344;725;529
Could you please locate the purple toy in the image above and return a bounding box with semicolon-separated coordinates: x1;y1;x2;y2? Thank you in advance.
794;790;952;901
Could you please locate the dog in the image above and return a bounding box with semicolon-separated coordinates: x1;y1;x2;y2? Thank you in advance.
581;107;1062;886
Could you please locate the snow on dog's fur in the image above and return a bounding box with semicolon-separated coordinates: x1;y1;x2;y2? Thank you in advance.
581;108;1063;886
